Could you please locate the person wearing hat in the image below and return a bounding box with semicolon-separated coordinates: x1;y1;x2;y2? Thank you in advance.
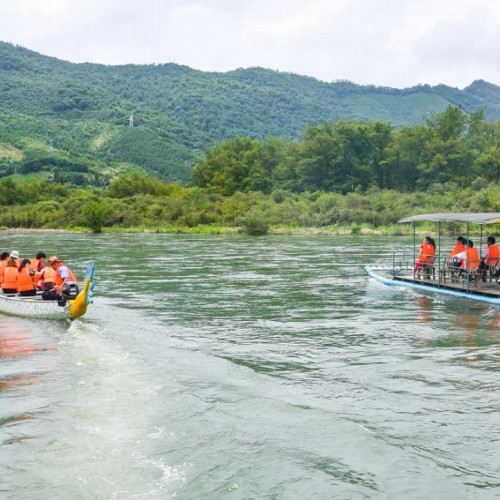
41;256;78;300
40;256;61;300
1;253;20;294
9;250;21;268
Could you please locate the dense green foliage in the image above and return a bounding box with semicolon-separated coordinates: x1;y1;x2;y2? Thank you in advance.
1;105;500;233
3;41;500;187
193;106;500;194
0;171;499;233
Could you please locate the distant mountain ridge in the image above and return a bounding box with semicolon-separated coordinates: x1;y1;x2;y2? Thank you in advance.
1;41;500;184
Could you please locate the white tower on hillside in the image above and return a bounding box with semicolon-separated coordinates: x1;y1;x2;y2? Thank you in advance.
129;114;134;127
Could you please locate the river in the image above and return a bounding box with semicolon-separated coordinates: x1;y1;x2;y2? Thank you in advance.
0;233;499;499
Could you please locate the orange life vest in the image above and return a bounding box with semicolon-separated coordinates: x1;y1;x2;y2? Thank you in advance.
450;242;465;256
33;271;42;289
40;266;57;285
486;244;500;266
462;247;480;270
418;243;435;263
2;267;18;291
30;258;45;273
55;265;78;286
0;260;6;284
17;267;35;293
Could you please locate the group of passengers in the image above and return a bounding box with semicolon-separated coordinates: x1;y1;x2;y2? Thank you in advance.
0;250;78;300
416;234;500;282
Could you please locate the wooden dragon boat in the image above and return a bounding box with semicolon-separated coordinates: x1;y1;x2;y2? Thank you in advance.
0;261;95;320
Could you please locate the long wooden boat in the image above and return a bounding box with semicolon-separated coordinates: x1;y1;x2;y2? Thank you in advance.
0;262;95;320
365;213;500;306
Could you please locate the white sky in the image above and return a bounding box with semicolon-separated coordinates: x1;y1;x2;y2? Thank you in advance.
0;0;499;89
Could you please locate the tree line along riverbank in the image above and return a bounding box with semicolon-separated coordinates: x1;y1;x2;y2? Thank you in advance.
0;172;498;235
2;105;500;235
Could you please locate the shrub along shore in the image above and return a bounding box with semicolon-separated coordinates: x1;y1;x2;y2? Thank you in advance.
0;224;490;238
0;172;498;236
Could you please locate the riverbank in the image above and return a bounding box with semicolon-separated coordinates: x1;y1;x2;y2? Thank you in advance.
2;223;485;237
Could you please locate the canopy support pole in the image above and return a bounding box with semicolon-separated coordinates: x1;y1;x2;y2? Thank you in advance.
466;222;470;293
413;222;416;282
437;222;441;286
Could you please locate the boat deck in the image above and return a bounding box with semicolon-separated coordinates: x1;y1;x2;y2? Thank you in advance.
387;270;500;299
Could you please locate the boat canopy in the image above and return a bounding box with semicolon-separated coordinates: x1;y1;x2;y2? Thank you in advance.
398;213;500;225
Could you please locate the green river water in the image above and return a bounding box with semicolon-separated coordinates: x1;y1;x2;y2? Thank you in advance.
0;232;499;499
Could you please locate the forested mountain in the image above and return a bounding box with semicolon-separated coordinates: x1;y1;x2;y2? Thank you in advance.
2;41;500;186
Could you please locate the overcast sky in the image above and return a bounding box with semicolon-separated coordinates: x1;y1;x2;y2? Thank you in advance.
0;0;498;89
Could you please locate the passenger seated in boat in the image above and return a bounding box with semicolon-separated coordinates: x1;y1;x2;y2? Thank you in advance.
41;256;78;300
452;239;480;276
414;236;436;273
1;256;19;294
0;252;9;285
479;236;499;282
31;252;47;289
9;250;21;269
0;252;9;267
31;252;46;273
17;259;37;296
448;236;466;269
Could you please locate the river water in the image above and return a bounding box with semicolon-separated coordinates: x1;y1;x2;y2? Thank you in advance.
0;233;499;499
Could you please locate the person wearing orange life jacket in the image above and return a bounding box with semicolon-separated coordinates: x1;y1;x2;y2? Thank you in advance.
447;236;466;271
414;236;436;273
41;256;78;301
17;259;37;296
38;259;58;299
30;252;46;273
1;256;19;294
450;236;466;256
9;250;21;269
478;236;499;282
30;252;46;289
452;239;480;276
0;252;9;284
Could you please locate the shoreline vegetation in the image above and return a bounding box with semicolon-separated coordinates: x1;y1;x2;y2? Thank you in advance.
2;105;500;237
0;171;498;237
0;224;492;237
0;170;498;237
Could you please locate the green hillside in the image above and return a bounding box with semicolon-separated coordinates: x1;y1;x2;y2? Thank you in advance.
2;41;500;186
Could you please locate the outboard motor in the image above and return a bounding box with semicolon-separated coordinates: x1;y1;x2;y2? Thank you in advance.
58;282;80;306
63;282;79;299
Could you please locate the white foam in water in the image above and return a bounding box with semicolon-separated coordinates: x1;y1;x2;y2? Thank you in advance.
1;315;188;498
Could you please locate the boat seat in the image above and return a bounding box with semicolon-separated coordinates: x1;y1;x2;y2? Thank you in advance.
440;257;460;282
417;256;436;280
458;260;481;287
482;258;499;283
